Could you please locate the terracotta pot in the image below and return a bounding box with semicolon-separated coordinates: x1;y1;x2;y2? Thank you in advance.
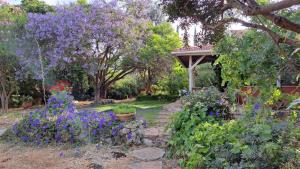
115;113;135;122
237;86;300;105
281;86;300;94
22;101;33;109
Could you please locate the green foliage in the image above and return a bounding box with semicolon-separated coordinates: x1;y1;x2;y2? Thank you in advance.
157;61;188;95
168;107;300;168
181;87;231;119
194;63;217;88
136;94;178;102
215;31;278;101
107;77;139;100
215;30;299;101
76;0;88;5
112;105;136;114
167;87;232;164
138;22;182;93
20;95;33;103
21;0;53;13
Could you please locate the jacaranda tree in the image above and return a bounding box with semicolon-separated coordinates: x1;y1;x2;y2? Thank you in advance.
20;0;150;102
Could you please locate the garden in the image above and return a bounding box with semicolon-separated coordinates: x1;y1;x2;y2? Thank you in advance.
0;0;300;169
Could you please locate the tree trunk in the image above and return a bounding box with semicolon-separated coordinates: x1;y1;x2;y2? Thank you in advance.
213;63;227;92
0;94;4;114
0;93;9;114
146;68;152;95
94;84;107;104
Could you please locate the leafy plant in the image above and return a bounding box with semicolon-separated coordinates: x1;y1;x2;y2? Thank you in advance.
168;103;300;169
181;86;231;119
113;105;136;114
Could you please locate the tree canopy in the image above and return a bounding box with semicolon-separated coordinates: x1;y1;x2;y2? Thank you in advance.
138;22;182;94
19;0;150;101
162;0;300;46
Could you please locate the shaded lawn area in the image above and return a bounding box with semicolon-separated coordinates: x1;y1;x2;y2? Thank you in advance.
92;100;171;126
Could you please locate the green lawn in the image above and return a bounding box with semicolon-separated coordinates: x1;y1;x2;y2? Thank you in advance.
92;100;171;126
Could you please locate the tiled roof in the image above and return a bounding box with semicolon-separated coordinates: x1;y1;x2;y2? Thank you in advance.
174;44;213;52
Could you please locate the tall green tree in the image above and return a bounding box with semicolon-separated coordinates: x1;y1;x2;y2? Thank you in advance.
138;22;182;94
0;5;25;113
21;0;52;13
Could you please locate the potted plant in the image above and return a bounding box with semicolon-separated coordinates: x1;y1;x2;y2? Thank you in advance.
113;105;136;122
21;95;33;109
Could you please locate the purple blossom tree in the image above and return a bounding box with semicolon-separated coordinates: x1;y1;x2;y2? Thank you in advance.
22;0;150;102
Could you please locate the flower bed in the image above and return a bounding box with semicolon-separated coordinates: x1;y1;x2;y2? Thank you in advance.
6;91;145;145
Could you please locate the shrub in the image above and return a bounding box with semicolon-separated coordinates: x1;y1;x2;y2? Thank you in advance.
181;87;231;119
168;101;299;168
8;91;127;145
107;77;139;100
182;114;299;169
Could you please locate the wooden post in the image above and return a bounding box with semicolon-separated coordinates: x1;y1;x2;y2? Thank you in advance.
189;56;193;92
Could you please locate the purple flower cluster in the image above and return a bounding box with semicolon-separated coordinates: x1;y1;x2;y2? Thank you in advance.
208;111;222;118
13;92;118;144
18;1;149;79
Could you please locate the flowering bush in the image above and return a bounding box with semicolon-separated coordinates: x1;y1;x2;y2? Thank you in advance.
10;91;121;144
181;87;232;120
50;80;72;94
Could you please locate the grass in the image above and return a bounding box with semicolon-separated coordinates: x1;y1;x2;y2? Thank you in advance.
93;99;171;126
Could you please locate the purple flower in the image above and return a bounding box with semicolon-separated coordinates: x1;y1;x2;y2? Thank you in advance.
127;132;132;140
215;111;220;117
92;129;97;136
111;127;118;136
109;111;116;121
31;119;41;127
21;136;29;142
98;118;106;129
59;152;65;158
209;111;214;116
254;103;260;111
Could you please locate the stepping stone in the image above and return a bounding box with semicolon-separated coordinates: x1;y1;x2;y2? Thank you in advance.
144;128;160;140
129;147;165;161
129;161;162;169
0;128;7;136
143;138;154;146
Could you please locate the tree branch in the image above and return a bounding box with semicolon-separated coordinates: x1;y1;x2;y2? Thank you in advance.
263;13;300;33
254;0;300;14
202;18;300;46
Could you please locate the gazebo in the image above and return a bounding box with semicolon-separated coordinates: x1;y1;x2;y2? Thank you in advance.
171;44;219;92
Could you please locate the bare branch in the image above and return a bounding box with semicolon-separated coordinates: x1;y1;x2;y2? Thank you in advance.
255;0;300;14
202;18;300;46
264;13;300;33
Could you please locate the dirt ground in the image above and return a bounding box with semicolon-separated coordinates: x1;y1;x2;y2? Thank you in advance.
0;143;135;169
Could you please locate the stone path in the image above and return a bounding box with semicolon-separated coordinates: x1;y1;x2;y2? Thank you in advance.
0;128;7;137
127;100;182;169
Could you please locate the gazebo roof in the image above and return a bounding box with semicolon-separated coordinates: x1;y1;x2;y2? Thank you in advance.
171;44;217;68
